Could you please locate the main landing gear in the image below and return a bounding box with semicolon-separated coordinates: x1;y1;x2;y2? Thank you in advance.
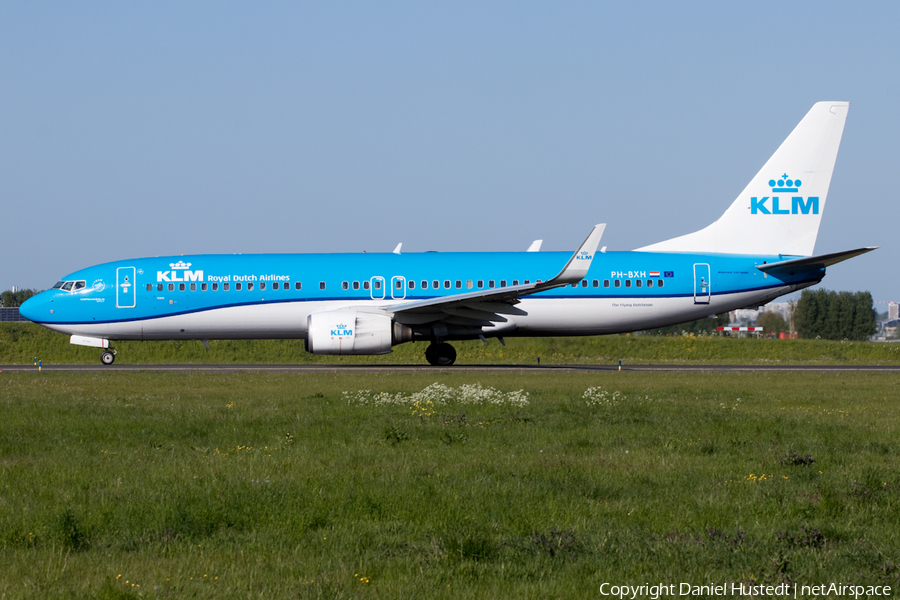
425;342;457;366
100;349;117;365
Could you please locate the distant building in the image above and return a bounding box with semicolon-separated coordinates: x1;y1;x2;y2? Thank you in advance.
729;301;794;329
884;319;900;339
889;302;899;320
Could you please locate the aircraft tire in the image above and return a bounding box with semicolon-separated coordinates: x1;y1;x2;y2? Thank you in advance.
425;342;456;366
100;350;115;365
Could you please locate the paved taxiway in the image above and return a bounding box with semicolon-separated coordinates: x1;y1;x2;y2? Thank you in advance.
3;364;900;373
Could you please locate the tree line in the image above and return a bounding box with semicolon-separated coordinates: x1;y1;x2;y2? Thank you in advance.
1;289;37;308
794;289;876;341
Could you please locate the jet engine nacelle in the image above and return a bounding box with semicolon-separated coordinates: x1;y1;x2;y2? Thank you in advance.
305;309;413;355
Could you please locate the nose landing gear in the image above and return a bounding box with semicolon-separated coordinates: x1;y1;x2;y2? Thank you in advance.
100;349;117;365
424;342;457;366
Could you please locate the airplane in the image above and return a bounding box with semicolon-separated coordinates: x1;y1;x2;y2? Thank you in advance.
20;102;875;366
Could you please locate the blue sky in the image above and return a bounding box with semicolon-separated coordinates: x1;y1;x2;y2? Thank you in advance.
2;2;897;304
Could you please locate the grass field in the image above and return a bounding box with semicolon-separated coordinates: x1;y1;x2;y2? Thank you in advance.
3;322;900;366
1;370;899;598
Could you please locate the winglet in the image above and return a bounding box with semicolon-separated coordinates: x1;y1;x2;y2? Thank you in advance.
544;224;606;286
393;243;402;254
526;239;543;252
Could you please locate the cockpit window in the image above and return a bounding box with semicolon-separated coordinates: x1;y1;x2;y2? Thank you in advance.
61;281;74;291
73;281;86;291
52;281;64;289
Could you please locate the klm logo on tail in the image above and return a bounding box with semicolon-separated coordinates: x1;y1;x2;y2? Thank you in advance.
750;174;819;215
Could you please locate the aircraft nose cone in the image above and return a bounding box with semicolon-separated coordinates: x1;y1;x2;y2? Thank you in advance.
18;295;43;322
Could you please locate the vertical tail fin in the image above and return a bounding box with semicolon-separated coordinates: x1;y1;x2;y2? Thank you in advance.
637;102;849;257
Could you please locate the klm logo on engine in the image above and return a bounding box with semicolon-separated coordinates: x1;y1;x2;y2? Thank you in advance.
157;261;204;282
751;174;819;215
331;323;353;337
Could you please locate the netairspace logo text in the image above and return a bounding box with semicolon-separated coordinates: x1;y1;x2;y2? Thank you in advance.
598;582;891;599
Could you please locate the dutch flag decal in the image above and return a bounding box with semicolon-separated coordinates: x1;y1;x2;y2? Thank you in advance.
649;271;660;277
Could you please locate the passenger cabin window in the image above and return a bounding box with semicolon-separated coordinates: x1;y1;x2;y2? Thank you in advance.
273;282;279;290
395;280;403;289
467;280;474;289
146;284;153;291
614;280;621;288
319;282;326;290
179;283;186;291
421;280;427;289
408;280;415;289
201;283;207;291
342;281;349;290
248;282;254;291
224;283;230;291
444;280;450;289
455;280;461;289
190;283;197;291
236;283;242;291
157;284;163;292
513;280;519;286
635;279;642;288
657;279;664;287
604;280;610;287
363;281;369;290
212;283;218;291
524;280;530;284
488;280;494;288
373;280;380;290
168;283;175;291
646;279;653;287
295;282;302;290
500;280;506;287
433;280;439;289
352;281;359;290
260;282;265;291
582;280;588;287
625;280;631;288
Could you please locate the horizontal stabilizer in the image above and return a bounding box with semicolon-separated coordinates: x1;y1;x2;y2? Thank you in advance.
757;247;877;274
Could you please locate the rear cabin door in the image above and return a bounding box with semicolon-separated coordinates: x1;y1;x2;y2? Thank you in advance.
693;263;711;304
116;266;136;308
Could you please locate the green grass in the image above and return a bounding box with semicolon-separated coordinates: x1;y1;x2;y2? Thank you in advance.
1;371;899;598
3;322;900;365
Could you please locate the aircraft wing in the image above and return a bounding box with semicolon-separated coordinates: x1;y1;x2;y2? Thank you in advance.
756;247;877;275
383;224;605;325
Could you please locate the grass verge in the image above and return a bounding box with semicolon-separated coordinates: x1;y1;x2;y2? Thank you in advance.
1;370;899;598
3;322;900;365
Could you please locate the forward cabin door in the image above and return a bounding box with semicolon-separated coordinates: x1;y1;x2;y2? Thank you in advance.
693;263;711;304
116;266;137;308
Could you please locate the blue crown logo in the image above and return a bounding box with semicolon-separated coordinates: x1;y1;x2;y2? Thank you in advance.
336;323;347;329
768;174;802;193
